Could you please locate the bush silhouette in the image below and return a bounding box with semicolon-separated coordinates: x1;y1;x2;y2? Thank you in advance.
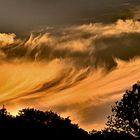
106;81;140;138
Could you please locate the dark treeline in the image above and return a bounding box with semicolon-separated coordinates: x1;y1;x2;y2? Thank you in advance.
0;82;140;140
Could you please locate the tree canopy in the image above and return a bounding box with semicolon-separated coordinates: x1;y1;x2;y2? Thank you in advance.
106;81;140;138
0;107;89;139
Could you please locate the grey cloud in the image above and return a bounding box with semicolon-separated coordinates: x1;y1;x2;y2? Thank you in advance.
0;0;140;34
94;33;140;70
1;32;140;70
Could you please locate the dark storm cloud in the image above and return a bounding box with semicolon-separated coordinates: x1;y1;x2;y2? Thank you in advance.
94;33;140;70
0;0;140;34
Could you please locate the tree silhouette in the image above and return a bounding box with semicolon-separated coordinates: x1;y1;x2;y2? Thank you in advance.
90;128;134;140
106;81;140;138
0;108;89;139
0;105;14;129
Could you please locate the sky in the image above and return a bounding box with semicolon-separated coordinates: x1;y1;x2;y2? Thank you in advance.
0;0;140;131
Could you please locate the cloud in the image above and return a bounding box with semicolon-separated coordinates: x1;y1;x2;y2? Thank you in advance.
2;58;140;131
35;58;140;131
1;19;140;131
74;19;140;35
1;20;140;68
0;33;16;46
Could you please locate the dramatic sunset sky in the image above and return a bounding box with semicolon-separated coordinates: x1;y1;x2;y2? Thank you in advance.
0;0;140;131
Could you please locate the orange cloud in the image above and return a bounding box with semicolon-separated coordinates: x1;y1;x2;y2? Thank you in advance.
0;33;16;46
